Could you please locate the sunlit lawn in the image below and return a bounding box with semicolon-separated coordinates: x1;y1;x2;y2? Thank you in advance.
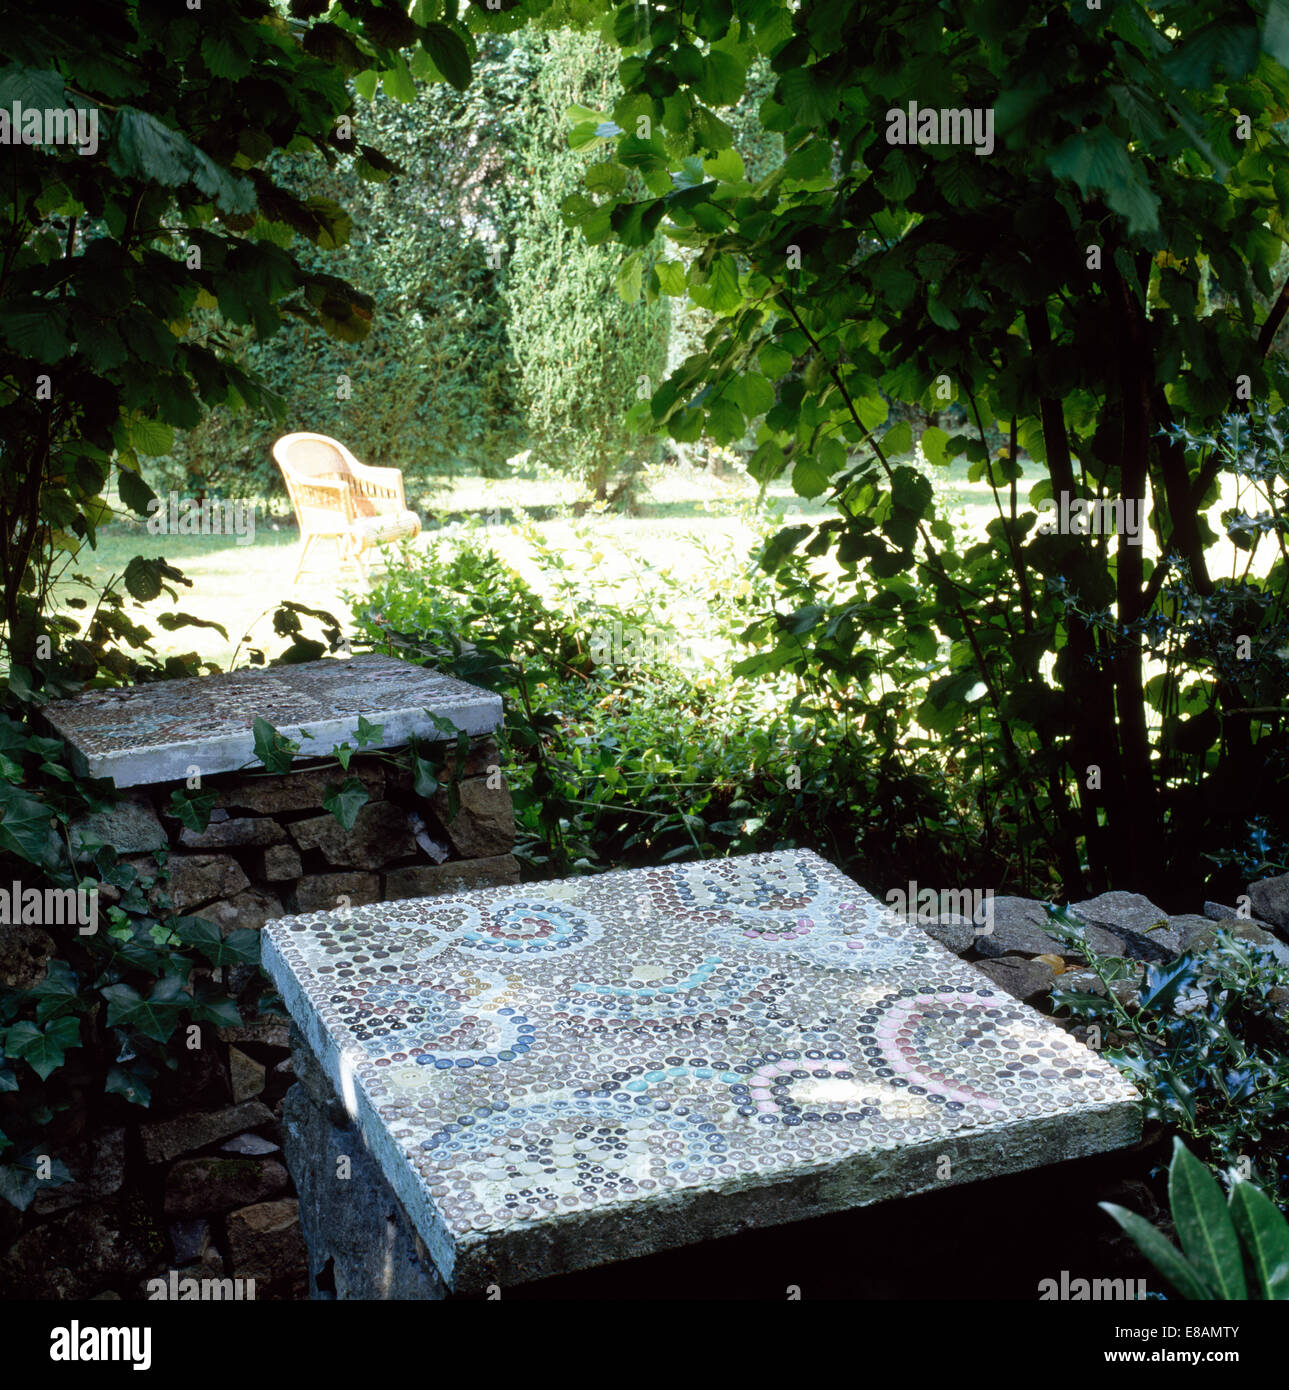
55;453;1268;673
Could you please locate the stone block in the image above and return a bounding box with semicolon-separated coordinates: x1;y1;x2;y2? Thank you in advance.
164;854;250;911
430;775;514;858
179;817;287;850
226;1198;308;1299
31;1128;125;1216
221;1133;280;1156
972;953;1056;1002
43;654;500;786
289;801;415;870
169;1218;210;1265
193;888;285;936
1180;917;1289;968
218;1017;291;1050
1248;874;1289;934
384;854;520;902
164;1157;289;1218
257;843;303;882
288;872;381;915
69;796;167;859
141;1100;275;1165
281;1084;446;1300
1070;891;1169;936
0;923;55;989
263;850;1141;1295
914;916;977;955
0;1199;164;1300
221;761;386;816
229;1046;266;1102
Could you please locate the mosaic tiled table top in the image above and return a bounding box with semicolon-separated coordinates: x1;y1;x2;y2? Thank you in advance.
43;653;502;786
263;849;1141;1293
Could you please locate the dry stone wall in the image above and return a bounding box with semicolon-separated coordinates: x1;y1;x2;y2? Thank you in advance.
89;739;518;973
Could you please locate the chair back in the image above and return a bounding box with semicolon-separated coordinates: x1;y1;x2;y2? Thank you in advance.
273;433;373;530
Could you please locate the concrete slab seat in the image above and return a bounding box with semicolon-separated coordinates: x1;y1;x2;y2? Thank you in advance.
43;653;501;788
263;849;1141;1297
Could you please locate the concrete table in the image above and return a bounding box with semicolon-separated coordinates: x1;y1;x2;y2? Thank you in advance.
44;652;501;787
263;849;1141;1295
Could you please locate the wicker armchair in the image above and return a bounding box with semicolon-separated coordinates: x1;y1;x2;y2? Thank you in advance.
272;433;421;583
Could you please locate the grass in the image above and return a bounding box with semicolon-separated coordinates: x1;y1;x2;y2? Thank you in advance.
51;451;1267;673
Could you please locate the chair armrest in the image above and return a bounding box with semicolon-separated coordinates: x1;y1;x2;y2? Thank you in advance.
349;460;408;510
294;474;356;521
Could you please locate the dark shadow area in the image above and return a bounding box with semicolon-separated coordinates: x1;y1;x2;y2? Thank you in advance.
487;1144;1161;1301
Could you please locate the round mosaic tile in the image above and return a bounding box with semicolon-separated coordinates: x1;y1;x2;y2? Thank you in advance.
458;895;604;956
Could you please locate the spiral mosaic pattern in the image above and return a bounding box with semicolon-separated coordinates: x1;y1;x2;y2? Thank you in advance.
264;849;1143;1289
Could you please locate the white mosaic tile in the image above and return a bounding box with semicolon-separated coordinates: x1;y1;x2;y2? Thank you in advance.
263;849;1142;1293
43;654;501;786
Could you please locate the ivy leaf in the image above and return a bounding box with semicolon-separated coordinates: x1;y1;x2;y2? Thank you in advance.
410;748;439;798
323;775;369;830
354;714;385;748
251;717;298;774
189;988;241;1028
0;782;54;864
0;1149;72;1211
168;788;216;833
173;917;261;967
4;1017;81;1081
29;960;81;1023
105;1062;153;1107
101;975;187;1043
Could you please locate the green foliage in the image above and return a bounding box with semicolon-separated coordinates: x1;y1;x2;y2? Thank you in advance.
1046;905;1289;1205
352;521;1022;887
1102;1138;1289;1300
158;45;537;498
160;27;672;504
551;0;1289;901
0;766;254;1210
501;28;670;500
0;0;455;674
